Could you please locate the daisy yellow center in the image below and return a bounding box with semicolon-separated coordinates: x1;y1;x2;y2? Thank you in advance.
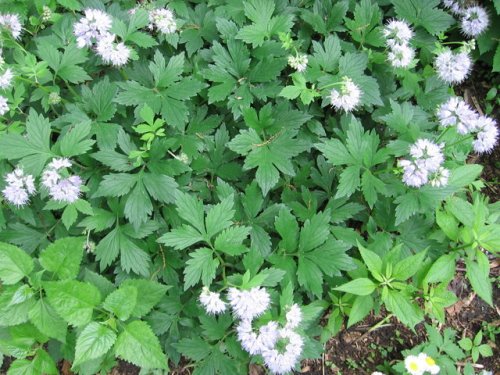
409;361;419;371
425;357;436;366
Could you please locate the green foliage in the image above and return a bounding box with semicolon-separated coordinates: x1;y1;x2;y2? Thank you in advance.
0;0;496;374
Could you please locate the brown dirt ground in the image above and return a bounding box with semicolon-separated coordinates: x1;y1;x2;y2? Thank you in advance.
299;267;499;375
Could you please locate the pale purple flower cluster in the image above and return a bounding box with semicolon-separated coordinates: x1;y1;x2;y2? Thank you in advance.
288;54;308;72
0;13;22;39
0;95;8;116
228;287;271;321
74;9;130;67
460;6;489;37
42;158;82;203
199;286;226;315
95;33;131;67
73;8;111;48
330;77;362;112
198;286;304;374
434;48;472;84
0;68;13;89
442;0;465;15
0;16;17;116
383;19;415;69
437;97;499;153
148;8;177;35
442;2;489;37
399;139;449;188
2;167;35;207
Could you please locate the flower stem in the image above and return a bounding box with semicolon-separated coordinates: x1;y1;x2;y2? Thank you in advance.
318;82;344;90
435;126;452;143
444;134;475;149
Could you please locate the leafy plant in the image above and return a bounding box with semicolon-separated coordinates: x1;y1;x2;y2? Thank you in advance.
0;0;497;374
458;331;493;364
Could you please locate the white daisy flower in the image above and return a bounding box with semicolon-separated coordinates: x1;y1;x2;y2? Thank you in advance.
199;287;226;315
418;353;440;375
148;8;176;35
388;44;415;68
329;77;362;112
0;14;22;39
383;19;413;47
461;6;489;37
0;68;13;89
404;354;424;375
288;54;308;72
0;95;8;115
435;49;472;84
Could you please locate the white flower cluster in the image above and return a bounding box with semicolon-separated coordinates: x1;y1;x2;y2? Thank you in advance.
42;158;83;203
288;54;308;72
73;8;112;48
437;97;499;153
434;48;472;84
399;139;449;188
330;76;362;112
460;6;489;37
0;95;8;116
442;0;465;15
95;33;131;67
383;19;415;68
198;287;304;374
0;14;19;116
42;6;52;23
199;287;226;315
405;353;440;375
228;286;271;320
0;13;22;39
148;8;177;35
0;66;14;116
0;67;13;89
2;167;36;207
442;2;489;37
74;9;130;67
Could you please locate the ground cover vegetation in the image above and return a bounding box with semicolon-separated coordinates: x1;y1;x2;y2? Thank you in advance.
0;0;498;374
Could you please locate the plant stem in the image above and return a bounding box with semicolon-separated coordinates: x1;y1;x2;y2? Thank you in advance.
445;134;475;149
435;126;451;143
318;81;344;90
